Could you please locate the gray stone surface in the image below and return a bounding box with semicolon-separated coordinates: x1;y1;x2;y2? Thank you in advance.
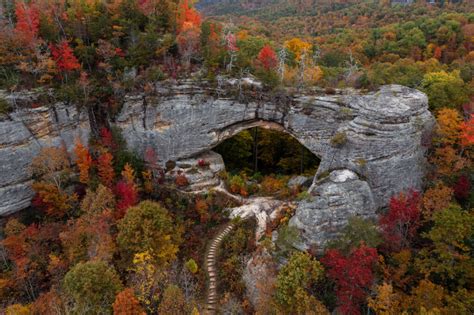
0;100;90;215
242;249;276;308
166;150;225;192
287;175;312;189
116;82;433;209
0;81;434;249
114;81;434;247
289;169;376;249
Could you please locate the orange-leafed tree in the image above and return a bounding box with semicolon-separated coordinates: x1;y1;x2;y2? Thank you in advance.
177;0;201;32
31;146;76;217
98;152;115;187
176;0;201;69
113;288;145;315
15;1;40;44
435;108;462;145
422;182;453;218
121;163;136;186
32;181;76;218
74;139;93;184
284;38;312;61
257;45;278;71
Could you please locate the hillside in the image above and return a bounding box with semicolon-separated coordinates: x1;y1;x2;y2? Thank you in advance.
0;0;473;314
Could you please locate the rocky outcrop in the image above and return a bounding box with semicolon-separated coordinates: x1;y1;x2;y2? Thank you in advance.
166;150;225;192
289;169;376;249
115;81;434;247
0;94;90;215
0;81;434;249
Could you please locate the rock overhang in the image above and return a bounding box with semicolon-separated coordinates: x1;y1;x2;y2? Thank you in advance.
0;82;435;247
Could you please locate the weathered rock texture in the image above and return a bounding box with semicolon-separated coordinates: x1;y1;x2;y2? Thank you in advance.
0;82;434;248
165;150;225;192
115;81;434;246
289;169;376;249
0;92;90;215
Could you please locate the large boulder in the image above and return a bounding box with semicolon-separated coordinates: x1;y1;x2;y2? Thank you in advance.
289;169;376;250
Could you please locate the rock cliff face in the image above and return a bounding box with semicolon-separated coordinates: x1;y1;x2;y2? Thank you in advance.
115;81;434;247
0;82;434;247
0;92;90;215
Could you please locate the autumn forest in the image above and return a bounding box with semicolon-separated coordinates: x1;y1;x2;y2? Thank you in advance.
0;0;473;314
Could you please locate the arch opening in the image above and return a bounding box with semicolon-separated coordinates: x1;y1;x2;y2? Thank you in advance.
214;126;320;177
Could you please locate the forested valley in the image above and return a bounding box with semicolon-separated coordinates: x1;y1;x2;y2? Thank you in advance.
0;0;473;314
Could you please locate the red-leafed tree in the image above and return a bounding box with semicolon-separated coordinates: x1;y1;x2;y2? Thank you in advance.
379;190;422;251
453;175;471;201
15;1;40;43
257;45;278;71
460;114;474;146
98;152;115;188
49;41;80;72
100;127;116;151
114;181;138;220
321;245;378;315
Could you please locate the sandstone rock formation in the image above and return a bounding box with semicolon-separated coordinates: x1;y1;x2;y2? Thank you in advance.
0;81;434;248
289;169;376;249
165;150;225;193
114;81;433;244
0;92;90;215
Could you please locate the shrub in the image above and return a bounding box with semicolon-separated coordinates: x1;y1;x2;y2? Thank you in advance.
327;217;382;254
197;159;209;168
185;258;198;274
0;97;11;114
175;173;189;187
228;174;248;197
330;132;347;147
260;175;287;195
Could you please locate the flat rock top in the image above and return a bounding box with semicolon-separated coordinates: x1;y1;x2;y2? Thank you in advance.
347;84;428;121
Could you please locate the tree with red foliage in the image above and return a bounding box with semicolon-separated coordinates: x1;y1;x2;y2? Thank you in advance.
98;152;115;188
257;45;278;71
453;175;471;201
100;127;116;151
321;245;378;315
114;181;138;220
379;190;422;251
15;1;39;44
49;41;80;72
460;114;474;146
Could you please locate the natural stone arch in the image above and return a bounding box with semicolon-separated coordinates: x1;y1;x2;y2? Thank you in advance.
113;81;434;247
0;81;434;248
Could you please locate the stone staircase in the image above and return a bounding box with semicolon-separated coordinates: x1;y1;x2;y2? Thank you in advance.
204;222;235;314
